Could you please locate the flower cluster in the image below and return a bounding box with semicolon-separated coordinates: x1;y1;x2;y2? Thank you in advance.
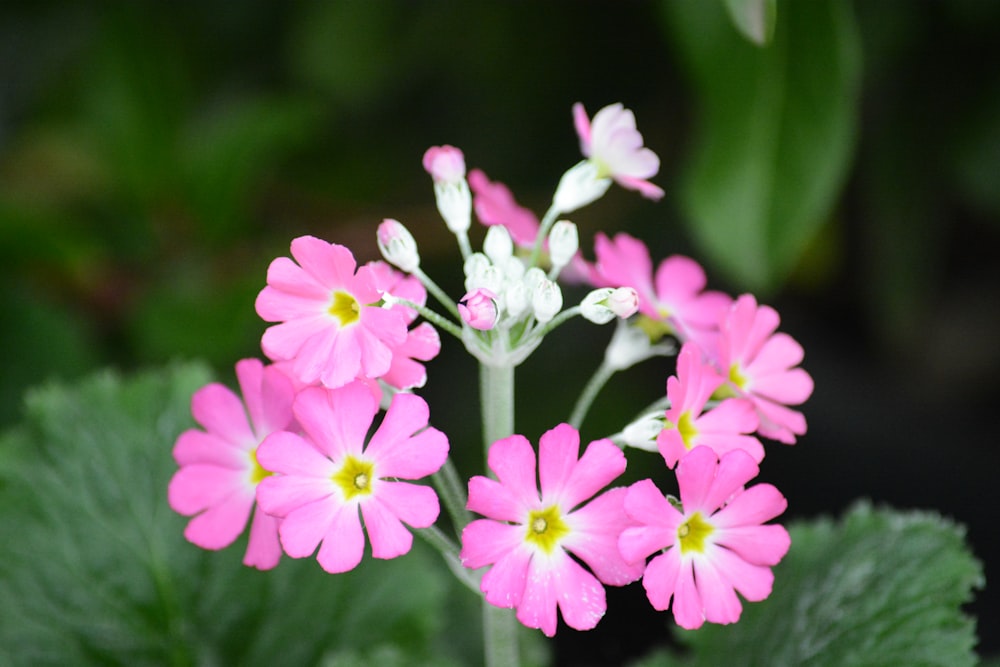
169;102;812;649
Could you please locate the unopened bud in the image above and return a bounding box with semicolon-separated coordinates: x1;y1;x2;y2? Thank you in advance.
621;415;665;452
548;220;579;270
483;225;514;265
422;145;466;183
581;287;639;324
458;288;499;331
552;160;612;215
532;279;562;324
376;218;420;273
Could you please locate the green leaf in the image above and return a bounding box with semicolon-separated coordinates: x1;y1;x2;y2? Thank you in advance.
723;0;777;46
0;364;474;666
678;502;984;667
664;0;862;292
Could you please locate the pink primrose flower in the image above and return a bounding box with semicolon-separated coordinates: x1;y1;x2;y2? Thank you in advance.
593;232;731;344
255;381;449;574
468;168;540;248
367;260;441;390
423;145;466;183
458;287;500;331
658;343;764;468
619;446;790;630
168;358;293;570
714;294;815;444
573;102;664;200
255;236;407;389
460;424;645;636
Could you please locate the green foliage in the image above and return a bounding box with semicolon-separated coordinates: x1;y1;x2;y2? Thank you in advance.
722;0;777;46
0;364;477;666
664;0;862;292
652;502;984;667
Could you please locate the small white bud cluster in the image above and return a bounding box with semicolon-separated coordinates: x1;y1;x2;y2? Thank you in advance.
580;287;639;324
463;225;565;327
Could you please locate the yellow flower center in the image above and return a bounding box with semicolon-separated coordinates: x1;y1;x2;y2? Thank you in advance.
728;363;748;391
248;448;272;485
331;455;375;501
524;505;570;554
328;290;361;326
677;411;698;450
677;512;714;555
635;314;674;342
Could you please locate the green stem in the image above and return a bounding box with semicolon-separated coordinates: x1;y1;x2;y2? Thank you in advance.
568;360;616;431
527;203;561;269
415;524;481;594
431;457;471;532
391;297;465;341
413;266;462;321
478;361;519;667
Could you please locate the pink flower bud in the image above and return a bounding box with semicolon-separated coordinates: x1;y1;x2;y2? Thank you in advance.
422;145;466;183
458;288;499;331
607;287;639;319
376;218;420;272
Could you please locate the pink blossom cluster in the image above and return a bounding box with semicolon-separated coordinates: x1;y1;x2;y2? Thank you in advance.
167;101;813;642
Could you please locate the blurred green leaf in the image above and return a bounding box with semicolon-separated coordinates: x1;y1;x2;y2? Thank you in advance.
677;502;983;667
723;0;776;46
664;0;862;291
0;364;474;666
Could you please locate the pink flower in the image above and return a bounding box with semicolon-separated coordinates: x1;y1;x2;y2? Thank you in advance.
657;343;763;468
255;382;449;574
573;102;664;200
168;359;293;570
460;424;645;636
619;446;790;630
255;236;407;389
468;168;540;247
458;287;499;330
423;145;466;183
593;232;731;344
368;260;441;390
714;294;814;444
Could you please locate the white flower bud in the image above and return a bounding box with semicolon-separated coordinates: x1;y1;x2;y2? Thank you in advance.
580;288;617;324
522;267;547;294
504;280;530;319
499;255;525;283
434;181;472;234
621;414;665;452
483;225;514;265
376;218;420;273
607;287;639;319
605;320;653;371
548;220;579;270
532;279;562;324
463;252;490;292
552;160;612;215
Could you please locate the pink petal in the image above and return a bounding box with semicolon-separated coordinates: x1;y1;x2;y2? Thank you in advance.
675;446;721;512
559;438;626;510
615;175;664;200
460;519;525;570
754;397;808;443
751;366;814;406
172;430;247;468
255;474;334;518
260;256;328;300
563;487;645;585
692;555;743;624
290;236;356;290
467;475;527;523
553;555;608;633
315;503;366;573
623;478;681;529
257;363;296;435
713;483;788;529
182;490;253;550
235;359;265;433
276;496;337;558
361;497;414;560
538;423;580;502
259;316;329;365
572;102;593;153
255;431;332;478
593;232;656;308
714;524;790;566
294;384;376;460
168;464;248;515
701;449;761;513
243;507;282;570
468;169;540;247
656;429;689;469
480;545;532;609
654;256;707;307
671;559;706;629
365;392;430;464
515;553;560;637
487;435;540;508
710;545;776;602
191;383;254;447
374;480;440;529
641;549;681;612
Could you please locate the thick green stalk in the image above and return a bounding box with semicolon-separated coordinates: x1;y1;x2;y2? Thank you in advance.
479;361;519;667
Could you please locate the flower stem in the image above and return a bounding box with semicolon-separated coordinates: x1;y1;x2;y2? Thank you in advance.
527;203;561;269
478;361;519;667
432;457;470;531
391;297;465;342
413;266;462;321
568;360;616;430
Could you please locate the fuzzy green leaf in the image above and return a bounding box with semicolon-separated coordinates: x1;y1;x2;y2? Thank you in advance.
678;502;984;667
0;364;473;666
664;0;862;291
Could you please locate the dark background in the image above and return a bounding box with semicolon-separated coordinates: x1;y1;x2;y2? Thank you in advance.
1;2;998;664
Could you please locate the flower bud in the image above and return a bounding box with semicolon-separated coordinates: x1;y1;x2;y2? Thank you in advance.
422;145;466;183
463;252;490;291
434;180;472;234
483;225;514;265
548;220;578;270
552;160;612;215
580;288;616;324
376;218;420;273
532;279;562;324
607;286;639;319
621;414;665;452
458;288;499;331
505;280;530;319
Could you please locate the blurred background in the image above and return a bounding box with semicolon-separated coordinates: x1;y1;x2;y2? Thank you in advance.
1;1;998;664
